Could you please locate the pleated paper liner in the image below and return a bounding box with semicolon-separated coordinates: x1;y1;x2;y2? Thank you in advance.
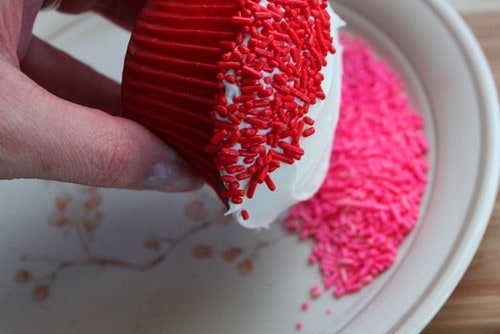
122;0;240;191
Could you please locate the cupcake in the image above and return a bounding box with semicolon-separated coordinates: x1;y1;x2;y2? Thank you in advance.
122;0;344;228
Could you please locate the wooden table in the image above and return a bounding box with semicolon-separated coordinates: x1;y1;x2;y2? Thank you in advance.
422;11;500;334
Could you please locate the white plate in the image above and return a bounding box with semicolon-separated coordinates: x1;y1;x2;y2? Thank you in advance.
1;1;498;333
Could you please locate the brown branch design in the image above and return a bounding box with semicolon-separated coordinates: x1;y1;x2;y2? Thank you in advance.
13;185;278;302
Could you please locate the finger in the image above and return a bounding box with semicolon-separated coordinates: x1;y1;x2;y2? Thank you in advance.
21;37;121;115
41;0;97;13
0;60;204;192
92;0;148;31
43;0;147;31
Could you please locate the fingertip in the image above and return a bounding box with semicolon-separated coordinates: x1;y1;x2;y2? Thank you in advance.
68;115;205;192
139;158;205;192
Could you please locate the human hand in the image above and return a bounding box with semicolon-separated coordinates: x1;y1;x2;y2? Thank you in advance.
0;0;203;191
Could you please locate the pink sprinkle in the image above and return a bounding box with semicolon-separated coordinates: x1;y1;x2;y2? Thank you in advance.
310;284;323;298
326;307;333;315
296;322;304;331
284;33;428;302
301;302;310;311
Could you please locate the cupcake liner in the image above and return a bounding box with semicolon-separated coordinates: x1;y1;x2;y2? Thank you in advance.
122;0;240;190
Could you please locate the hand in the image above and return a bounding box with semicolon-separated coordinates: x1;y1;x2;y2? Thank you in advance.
0;0;203;191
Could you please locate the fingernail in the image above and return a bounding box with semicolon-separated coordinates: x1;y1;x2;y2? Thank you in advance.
140;159;204;192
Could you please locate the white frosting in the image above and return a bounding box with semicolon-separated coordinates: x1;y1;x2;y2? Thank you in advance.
225;7;345;229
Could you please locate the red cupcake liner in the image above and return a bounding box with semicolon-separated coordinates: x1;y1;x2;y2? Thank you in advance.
122;0;240;190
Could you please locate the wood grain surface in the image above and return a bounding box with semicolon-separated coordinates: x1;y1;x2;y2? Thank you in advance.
422;11;500;334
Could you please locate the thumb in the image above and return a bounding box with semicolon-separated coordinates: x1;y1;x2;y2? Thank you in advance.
0;61;203;191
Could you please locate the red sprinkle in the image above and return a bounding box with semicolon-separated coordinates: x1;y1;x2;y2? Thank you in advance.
241;209;250;220
232;15;253;26
264;175;276;191
302;127;315;137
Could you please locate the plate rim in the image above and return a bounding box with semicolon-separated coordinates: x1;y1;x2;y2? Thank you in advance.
393;0;500;332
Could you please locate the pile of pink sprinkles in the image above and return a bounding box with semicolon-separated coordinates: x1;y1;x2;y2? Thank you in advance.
284;33;429;303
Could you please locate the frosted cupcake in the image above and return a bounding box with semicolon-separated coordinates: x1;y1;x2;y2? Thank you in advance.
122;0;344;228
